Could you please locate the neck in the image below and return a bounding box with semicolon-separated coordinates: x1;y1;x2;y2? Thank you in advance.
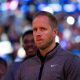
39;42;56;57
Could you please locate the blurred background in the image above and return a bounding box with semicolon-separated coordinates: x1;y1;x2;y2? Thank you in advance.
0;0;80;65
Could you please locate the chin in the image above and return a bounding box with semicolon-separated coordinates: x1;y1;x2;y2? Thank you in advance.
37;46;45;50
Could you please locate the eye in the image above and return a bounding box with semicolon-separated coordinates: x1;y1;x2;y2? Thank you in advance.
40;27;47;31
33;28;37;32
23;40;28;44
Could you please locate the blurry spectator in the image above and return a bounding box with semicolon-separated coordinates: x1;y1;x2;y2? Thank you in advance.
0;58;7;80
0;24;9;41
4;15;15;34
3;26;37;80
21;27;37;57
7;26;19;45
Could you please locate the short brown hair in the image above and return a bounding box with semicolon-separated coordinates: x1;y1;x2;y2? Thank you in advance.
33;11;57;28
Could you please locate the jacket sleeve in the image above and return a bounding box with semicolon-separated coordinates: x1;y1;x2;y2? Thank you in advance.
64;55;80;80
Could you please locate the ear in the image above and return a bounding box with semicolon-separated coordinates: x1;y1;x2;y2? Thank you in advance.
53;28;58;35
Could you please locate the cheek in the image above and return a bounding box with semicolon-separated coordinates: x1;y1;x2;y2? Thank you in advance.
44;31;53;38
22;44;26;49
47;33;54;42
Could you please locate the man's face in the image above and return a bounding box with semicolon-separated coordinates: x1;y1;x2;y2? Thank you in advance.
22;33;37;56
32;16;55;50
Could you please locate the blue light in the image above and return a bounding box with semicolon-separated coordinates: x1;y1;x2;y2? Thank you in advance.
77;15;80;26
19;0;31;2
60;0;69;3
63;4;76;13
37;3;47;11
20;4;28;13
60;40;67;49
23;0;31;1
71;49;80;56
48;3;62;13
77;3;80;11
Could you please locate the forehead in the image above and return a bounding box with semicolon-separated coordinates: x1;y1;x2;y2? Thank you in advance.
23;32;33;37
23;33;33;39
33;16;50;24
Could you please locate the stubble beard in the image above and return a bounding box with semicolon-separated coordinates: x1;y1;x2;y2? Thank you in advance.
36;38;54;50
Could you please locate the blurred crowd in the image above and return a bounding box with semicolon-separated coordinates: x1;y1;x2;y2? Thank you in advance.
55;11;80;55
0;10;80;59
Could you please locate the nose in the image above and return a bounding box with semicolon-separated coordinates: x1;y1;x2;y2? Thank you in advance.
35;29;42;36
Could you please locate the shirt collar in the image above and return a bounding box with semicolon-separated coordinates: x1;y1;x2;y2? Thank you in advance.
36;43;60;62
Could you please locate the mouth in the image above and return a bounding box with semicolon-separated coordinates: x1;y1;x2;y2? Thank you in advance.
36;40;43;44
37;40;42;42
36;38;43;41
25;48;34;53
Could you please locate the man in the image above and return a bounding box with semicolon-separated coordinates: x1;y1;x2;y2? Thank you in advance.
3;27;37;80
21;27;37;58
15;11;80;80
